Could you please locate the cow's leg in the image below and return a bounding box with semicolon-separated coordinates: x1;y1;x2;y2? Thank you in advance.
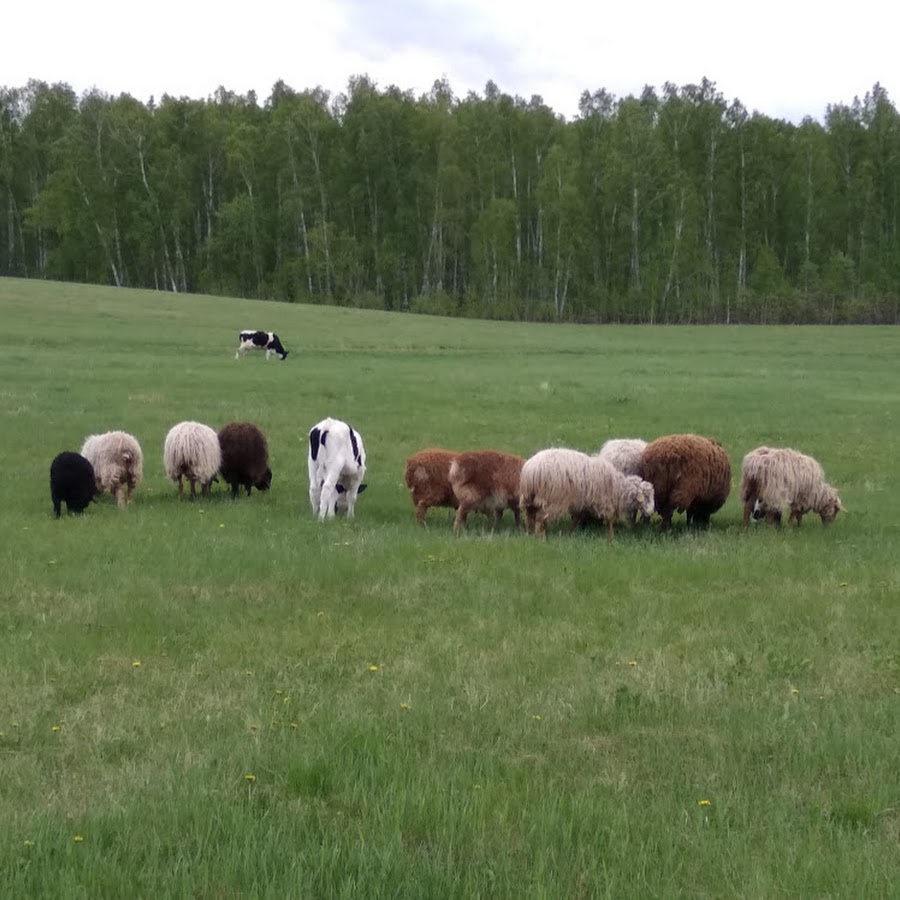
318;480;338;520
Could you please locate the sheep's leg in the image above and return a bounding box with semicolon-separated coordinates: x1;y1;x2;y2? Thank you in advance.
245;485;252;497
415;501;428;526
765;509;782;526
659;508;673;531
511;505;521;530
521;501;536;535
53;496;62;519
742;498;754;529
607;519;615;544
789;509;803;527
189;477;197;500
491;508;504;531
453;504;471;534
115;483;127;508
177;475;184;497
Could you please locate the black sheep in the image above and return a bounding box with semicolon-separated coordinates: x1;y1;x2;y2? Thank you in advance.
50;452;97;518
218;422;272;498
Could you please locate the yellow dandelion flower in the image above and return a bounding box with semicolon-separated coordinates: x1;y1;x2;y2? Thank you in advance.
839;582;848;587
790;688;800;695
245;670;254;676
51;725;60;732
400;703;411;710
283;696;290;703
628;660;638;666
23;840;34;847
74;835;84;842
369;665;379;671
132;660;141;668
473;783;482;790
245;773;256;782
275;689;283;695
316;611;325;617
698;799;711;807
290;722;299;729
249;724;259;731
533;715;542;721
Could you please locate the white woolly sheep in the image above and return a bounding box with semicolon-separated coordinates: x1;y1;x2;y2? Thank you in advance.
81;431;143;508
447;450;524;534
740;446;842;528
307;417;367;520
164;421;221;498
519;448;655;543
597;438;648;477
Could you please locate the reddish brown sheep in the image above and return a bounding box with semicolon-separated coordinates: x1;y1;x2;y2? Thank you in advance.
639;434;732;529
448;450;524;534
404;449;459;526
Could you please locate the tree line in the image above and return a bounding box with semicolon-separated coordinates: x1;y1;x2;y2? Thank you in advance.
1;76;898;323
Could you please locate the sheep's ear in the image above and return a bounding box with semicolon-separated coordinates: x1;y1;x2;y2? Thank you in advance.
357;483;368;495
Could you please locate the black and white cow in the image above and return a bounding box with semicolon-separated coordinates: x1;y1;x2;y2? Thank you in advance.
235;330;289;360
307;417;367;520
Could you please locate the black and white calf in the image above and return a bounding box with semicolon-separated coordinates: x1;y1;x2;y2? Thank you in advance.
307;417;367;520
235;330;289;360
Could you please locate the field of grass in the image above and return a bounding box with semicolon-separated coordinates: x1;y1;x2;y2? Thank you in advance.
2;277;899;897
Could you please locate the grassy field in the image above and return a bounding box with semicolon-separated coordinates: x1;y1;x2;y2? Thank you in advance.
2;277;899;897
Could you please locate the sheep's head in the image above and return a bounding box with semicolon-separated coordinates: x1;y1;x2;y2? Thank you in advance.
636;479;655;521
255;468;273;492
752;498;766;520
819;488;842;524
624;476;655;522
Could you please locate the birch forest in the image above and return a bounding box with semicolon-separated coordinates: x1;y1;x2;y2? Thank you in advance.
2;76;898;323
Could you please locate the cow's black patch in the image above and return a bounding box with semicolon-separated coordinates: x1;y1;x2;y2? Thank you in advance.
349;427;360;464
309;427;321;461
250;331;268;347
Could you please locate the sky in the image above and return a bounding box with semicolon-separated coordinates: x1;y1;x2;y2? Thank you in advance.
5;0;898;122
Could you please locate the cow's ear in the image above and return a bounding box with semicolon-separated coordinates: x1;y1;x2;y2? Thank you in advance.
335;484;346;494
357;483;368;494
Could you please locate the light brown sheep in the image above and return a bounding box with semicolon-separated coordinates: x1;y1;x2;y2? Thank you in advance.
80;431;143;508
740;446;841;528
447;450;524;534
404;449;459;526
519;448;655;543
638;434;731;530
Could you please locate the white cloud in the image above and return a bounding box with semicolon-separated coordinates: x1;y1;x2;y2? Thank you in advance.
4;0;897;120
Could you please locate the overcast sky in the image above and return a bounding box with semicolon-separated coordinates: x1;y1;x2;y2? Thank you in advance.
6;0;898;122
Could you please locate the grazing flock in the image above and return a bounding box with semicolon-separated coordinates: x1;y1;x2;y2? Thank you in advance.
48;327;842;533
50;423;843;538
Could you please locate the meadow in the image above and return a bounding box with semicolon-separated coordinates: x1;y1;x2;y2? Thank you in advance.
2;277;899;898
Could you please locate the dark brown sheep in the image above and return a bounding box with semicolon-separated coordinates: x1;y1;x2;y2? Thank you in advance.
639;434;732;529
448;450;524;534
404;449;459;526
218;422;272;499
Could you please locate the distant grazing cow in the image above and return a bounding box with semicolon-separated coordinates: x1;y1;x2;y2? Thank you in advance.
235;330;289;360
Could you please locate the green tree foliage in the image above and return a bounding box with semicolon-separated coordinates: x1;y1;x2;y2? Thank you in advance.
2;77;899;323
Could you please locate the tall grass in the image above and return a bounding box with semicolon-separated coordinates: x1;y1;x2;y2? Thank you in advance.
2;277;899;897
